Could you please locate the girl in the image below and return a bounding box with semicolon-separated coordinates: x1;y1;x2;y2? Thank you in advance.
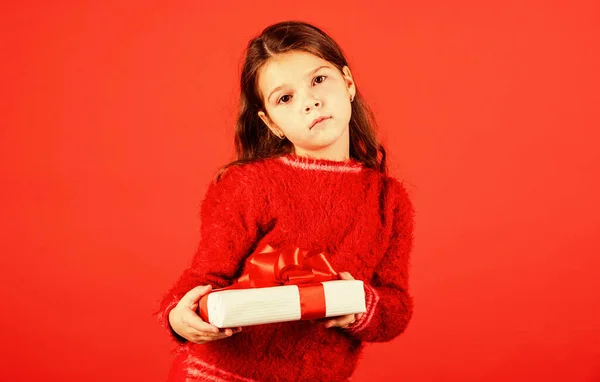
155;20;416;382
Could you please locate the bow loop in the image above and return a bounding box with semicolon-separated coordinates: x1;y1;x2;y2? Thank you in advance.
233;243;338;289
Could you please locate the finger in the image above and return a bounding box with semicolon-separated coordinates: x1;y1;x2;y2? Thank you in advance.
193;334;228;343
217;328;241;336
181;285;213;306
195;327;241;340
325;315;356;328
195;327;236;337
339;316;358;328
324;318;342;328
183;310;221;334
322;316;343;327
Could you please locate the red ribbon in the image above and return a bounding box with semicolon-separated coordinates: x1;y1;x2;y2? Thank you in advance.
199;242;339;323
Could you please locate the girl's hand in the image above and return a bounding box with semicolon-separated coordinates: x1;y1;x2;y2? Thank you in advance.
168;285;242;344
320;272;364;329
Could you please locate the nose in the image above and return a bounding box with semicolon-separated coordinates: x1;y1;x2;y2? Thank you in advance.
305;100;321;113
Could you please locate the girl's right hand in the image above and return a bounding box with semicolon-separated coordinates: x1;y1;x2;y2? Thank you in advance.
168;285;242;344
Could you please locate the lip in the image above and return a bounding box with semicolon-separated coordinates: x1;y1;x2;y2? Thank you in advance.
310;116;331;129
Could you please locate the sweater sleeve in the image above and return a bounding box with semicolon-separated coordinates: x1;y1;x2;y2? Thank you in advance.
343;178;416;343
153;164;264;345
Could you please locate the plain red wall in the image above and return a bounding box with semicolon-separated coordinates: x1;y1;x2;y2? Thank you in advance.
1;1;599;381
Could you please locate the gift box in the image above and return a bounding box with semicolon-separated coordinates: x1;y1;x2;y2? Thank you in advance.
198;243;366;328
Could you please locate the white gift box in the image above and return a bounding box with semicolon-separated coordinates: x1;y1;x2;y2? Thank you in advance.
199;280;366;328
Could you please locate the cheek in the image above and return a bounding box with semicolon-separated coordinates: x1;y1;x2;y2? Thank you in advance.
319;80;341;95
271;110;301;133
269;108;288;123
317;81;347;105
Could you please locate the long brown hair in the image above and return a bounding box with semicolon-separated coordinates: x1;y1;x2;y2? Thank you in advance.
214;20;388;182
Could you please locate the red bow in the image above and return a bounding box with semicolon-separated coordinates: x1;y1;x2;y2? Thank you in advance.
200;243;339;322
234;242;339;288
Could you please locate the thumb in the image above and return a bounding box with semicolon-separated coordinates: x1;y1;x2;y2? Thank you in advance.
182;284;212;305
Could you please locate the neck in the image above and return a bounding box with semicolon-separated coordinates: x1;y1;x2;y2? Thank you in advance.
292;126;350;161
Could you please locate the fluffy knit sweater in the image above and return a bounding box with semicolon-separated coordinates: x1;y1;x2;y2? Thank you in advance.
155;152;416;382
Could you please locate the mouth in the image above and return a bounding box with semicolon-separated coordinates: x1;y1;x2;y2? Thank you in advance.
310;116;331;129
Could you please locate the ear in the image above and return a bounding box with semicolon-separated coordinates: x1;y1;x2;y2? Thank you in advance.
258;110;283;137
341;65;356;101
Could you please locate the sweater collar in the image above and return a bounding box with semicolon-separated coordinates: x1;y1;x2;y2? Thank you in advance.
278;153;364;173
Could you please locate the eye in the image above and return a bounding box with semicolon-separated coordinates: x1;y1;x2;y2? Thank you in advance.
276;76;327;105
277;94;292;104
314;75;326;84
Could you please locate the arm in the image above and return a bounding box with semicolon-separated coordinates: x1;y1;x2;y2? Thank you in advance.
153;165;264;345
344;179;416;342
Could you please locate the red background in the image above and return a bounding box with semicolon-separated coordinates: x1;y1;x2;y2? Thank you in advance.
1;1;599;381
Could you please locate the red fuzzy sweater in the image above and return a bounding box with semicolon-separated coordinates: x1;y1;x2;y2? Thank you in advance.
155;152;416;382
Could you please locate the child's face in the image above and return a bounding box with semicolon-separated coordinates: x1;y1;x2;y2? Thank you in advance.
257;50;356;156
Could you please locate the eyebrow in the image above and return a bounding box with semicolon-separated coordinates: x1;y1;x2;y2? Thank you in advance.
267;65;330;102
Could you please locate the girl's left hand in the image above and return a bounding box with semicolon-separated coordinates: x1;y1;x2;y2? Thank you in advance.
320;271;364;329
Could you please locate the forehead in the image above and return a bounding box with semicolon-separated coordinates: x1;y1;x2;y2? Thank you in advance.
257;51;333;95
